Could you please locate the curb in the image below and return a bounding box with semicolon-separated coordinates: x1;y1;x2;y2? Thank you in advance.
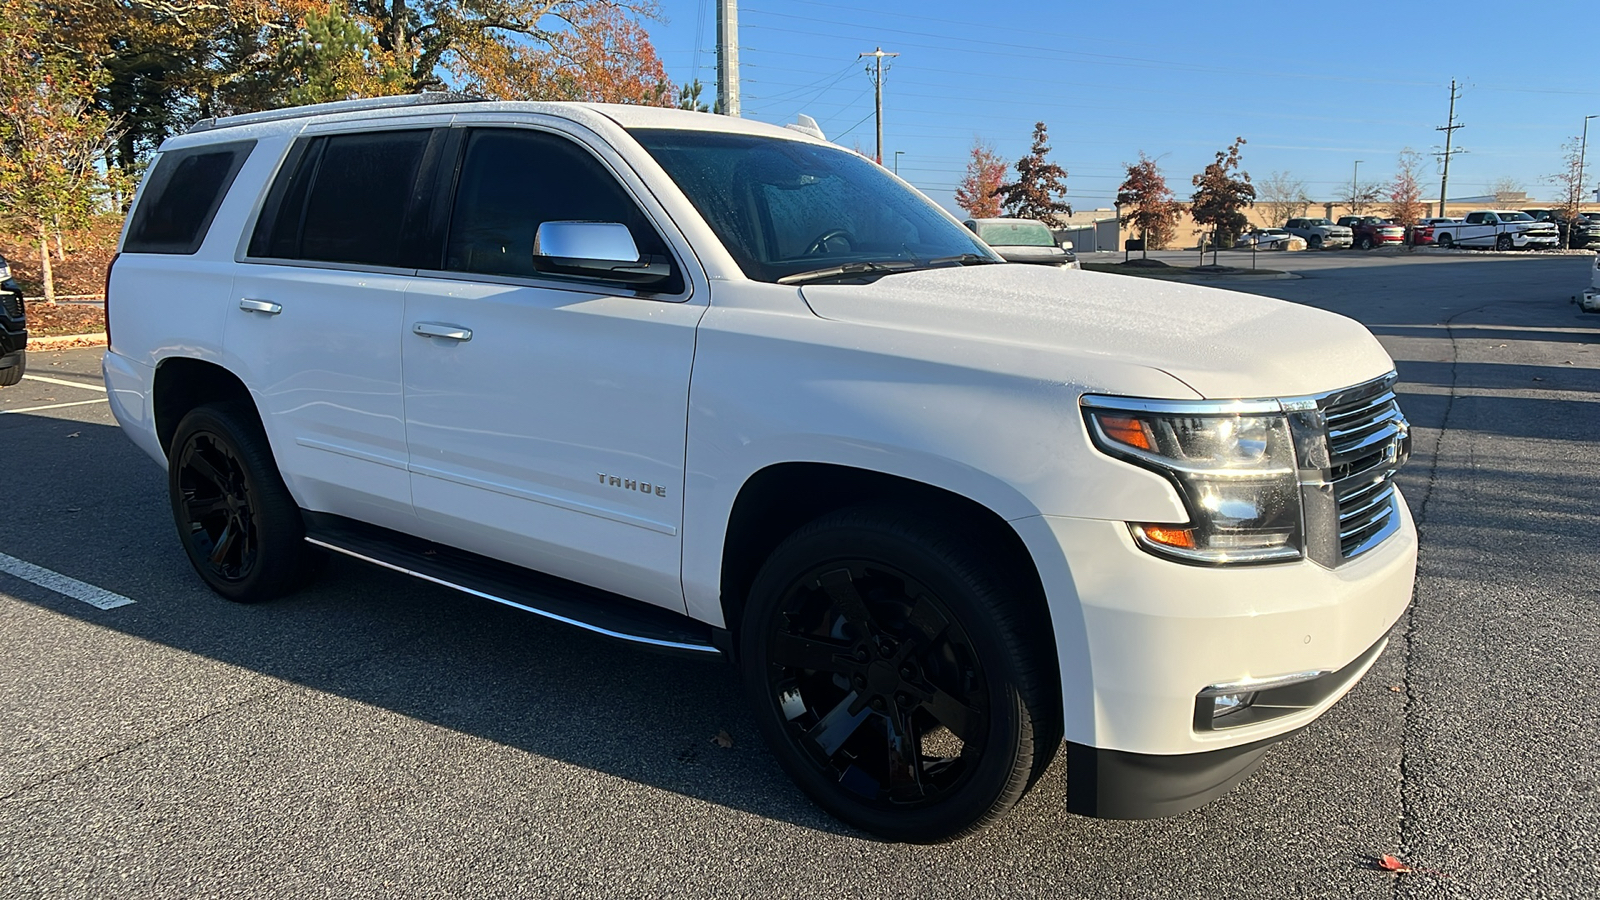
29;332;108;350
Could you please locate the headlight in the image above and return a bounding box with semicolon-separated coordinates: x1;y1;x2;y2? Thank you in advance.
0;263;10;281
1082;396;1302;564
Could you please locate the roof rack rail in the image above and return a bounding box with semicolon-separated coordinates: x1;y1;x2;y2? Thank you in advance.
188;92;481;134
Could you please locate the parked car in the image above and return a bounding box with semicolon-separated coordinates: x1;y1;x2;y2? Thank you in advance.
1430;210;1559;250
1523;208;1600;249
0;252;25;387
1337;216;1406;250
105;96;1416;842
1237;227;1299;250
1409;218;1459;247
1284;217;1353;250
964;217;1080;268
1583;253;1600;313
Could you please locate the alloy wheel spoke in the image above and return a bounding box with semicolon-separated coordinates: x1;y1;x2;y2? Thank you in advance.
806;690;873;758
186;449;232;493
884;700;924;800
209;521;239;567
770;631;857;675
819;568;875;634
912;682;983;743
183;493;228;519
902;594;950;646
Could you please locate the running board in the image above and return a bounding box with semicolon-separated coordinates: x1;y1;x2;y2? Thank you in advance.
301;512;721;657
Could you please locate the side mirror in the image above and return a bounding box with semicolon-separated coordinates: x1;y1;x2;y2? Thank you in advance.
533;221;671;286
1057;239;1074;251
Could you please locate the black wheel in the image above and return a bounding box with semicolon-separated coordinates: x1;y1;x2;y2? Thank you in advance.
740;506;1060;842
0;350;22;386
168;402;313;602
1308;235;1323;250
1437;233;1453;248
1495;234;1513;251
804;229;855;256
1356;236;1373;250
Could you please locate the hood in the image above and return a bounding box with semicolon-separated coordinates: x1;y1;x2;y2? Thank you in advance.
800;265;1394;400
992;245;1073;266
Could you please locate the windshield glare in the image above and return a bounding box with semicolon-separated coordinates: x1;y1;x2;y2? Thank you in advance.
631;129;996;282
975;220;1056;247
1497;212;1533;222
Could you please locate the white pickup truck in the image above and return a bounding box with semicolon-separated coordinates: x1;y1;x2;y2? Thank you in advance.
103;96;1417;842
1431;210;1560;250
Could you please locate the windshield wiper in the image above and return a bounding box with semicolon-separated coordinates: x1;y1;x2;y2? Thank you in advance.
924;253;1001;267
776;260;915;285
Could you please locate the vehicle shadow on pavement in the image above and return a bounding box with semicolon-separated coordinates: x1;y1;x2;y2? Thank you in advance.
0;412;854;837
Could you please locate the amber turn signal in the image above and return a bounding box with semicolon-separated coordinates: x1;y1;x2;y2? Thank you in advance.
1138;524;1197;549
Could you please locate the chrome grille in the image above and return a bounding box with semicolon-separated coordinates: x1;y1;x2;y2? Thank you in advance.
1316;376;1408;562
0;291;21;319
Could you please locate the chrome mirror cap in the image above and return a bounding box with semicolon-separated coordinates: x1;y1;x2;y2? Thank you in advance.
534;221;640;263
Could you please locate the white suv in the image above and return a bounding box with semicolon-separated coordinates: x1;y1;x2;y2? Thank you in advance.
103;96;1416;842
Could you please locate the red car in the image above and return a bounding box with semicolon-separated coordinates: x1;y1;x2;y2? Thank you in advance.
1338;216;1407;249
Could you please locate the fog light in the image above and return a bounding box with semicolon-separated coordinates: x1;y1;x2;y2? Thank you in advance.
1210;691;1256;719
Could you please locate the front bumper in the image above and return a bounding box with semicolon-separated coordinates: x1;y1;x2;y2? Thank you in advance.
1581;289;1600;313
0;281;25;359
1015;499;1416;815
1515;233;1560;248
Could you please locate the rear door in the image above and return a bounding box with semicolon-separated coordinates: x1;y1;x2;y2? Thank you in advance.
399;123;706;612
226;125;447;531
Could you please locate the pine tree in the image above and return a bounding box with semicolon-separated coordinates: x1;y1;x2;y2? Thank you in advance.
994;122;1071;226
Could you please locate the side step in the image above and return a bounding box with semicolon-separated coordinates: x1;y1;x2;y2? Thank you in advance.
302;512;721;657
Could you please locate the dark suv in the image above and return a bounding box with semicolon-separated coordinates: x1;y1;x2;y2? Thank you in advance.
0;252;25;386
1523;209;1600;249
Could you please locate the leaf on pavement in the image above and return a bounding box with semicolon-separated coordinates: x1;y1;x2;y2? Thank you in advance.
1377;854;1411;873
711;729;734;748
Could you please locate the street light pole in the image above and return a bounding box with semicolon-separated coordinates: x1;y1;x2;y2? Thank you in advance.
1351;160;1363;214
893;150;904;175
1580;115;1597;207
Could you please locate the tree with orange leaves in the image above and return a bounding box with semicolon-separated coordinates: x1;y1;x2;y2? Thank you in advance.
954;140;1006;219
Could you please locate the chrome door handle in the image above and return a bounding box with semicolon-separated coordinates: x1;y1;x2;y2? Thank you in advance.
239;298;282;315
412;322;473;342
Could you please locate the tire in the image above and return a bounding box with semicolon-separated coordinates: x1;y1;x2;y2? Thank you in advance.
1308;235;1323;250
1356;236;1373;250
739;506;1061;843
1495;234;1513;251
168;402;314;602
1437;233;1453;248
0;350;22;386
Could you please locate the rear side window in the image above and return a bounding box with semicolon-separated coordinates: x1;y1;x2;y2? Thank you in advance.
442;128;681;292
124;141;255;254
249;130;431;267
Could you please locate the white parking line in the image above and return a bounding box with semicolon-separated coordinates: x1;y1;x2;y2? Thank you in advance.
0;398;108;415
22;374;107;393
0;552;135;610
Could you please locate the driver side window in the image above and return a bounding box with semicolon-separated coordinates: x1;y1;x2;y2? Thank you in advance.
443;128;681;292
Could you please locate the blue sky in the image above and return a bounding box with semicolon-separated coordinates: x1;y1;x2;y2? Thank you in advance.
643;0;1600;215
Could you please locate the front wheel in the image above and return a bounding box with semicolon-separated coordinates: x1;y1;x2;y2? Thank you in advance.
1495;234;1513;251
1308;235;1323;250
168;403;314;602
0;350;22;386
1356;236;1373;250
740;507;1061;842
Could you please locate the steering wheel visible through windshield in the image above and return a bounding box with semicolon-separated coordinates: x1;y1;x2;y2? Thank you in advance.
631;128;998;283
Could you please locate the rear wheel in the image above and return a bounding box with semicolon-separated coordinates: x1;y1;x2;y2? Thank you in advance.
168;403;314;602
1437;233;1454;248
1495;234;1513;251
740;506;1060;843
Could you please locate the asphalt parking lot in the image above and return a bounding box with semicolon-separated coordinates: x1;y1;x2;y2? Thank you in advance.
2;251;1597;899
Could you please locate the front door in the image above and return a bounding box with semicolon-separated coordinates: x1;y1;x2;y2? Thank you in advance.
400;126;704;612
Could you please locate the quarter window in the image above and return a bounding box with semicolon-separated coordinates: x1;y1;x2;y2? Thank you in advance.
442;129;680;292
124;141;255;254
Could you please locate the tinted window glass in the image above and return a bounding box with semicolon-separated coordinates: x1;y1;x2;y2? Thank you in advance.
124;141;255;254
444;129;679;291
298;131;430;267
630;129;993;283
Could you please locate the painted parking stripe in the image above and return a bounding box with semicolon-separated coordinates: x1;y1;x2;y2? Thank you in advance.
0;552;135;610
22;374;107;393
0;398;108;415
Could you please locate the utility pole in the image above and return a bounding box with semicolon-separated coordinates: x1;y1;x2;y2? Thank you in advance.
1435;80;1465;217
716;0;739;117
1351;160;1363;214
858;47;898;164
1580;115;1597;209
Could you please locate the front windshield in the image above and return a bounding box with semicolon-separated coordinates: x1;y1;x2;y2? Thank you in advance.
1497;212;1533;222
631;129;996;283
1307;218;1332;226
975;220;1055;247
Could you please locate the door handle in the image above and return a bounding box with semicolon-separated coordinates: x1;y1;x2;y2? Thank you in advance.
239;298;282;315
412;322;473;342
